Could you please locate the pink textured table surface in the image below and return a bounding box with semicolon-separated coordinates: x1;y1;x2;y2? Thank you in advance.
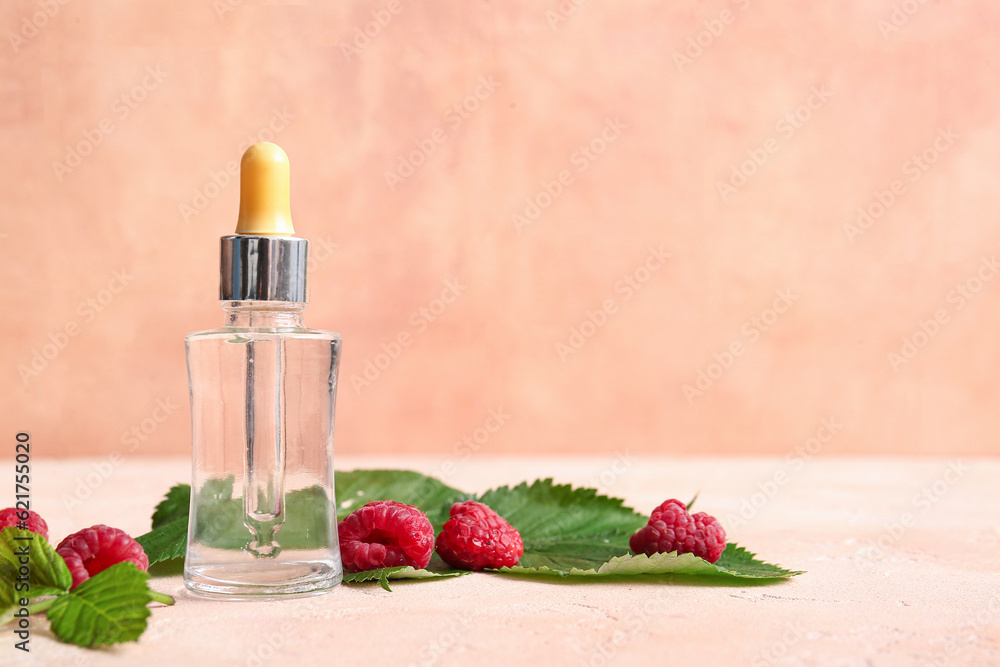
5;456;999;666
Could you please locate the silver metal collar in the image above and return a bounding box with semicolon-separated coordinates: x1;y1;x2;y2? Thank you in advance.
220;235;308;302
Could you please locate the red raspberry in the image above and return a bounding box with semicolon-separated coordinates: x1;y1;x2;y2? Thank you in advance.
56;525;149;589
630;499;726;563
338;501;434;572
0;508;48;540
435;501;523;570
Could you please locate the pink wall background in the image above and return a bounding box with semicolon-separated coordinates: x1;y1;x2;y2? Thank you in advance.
2;1;999;458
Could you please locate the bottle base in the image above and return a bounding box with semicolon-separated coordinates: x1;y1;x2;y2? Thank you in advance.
184;561;342;599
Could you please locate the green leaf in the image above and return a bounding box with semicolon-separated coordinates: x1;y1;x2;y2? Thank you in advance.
202;475;235;502
476;481;802;580
685;492;699;511
192;484;335;551
343;565;468;592
500;547;801;580
141;471;463;558
343;566;406;591
143;480;338;554
137;484;193;566
0;527;72;618
137;472;802;585
476;479;648;573
595;551;718;575
335;469;466;533
713;544;804;578
191;484;247;550
502;546;801;579
46;563;155;647
151;484;191;530
278;485;335;549
135;517;188;566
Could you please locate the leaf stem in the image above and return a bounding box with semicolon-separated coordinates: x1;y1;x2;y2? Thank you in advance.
685;491;700;511
148;590;175;606
26;597;57;615
1;596;58;624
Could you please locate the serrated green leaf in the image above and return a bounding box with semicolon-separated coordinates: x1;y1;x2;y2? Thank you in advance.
343;565;468;592
477;479;648;573
498;551;715;577
190;483;334;551
499;547;801;580
343;566;406;591
191;484;247;551
186;475;250;550
278;485;335;549
139;471;801;585
713;544;804;578
476;481;802;580
141;471;463;562
595;551;724;576
135;517;188;566
685;492;699;511
151;484;191;530
335;469;466;533
0;527;72;618
202;475;235;502
46;562;153;647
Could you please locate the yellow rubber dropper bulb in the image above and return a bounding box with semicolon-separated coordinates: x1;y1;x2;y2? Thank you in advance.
236;142;295;235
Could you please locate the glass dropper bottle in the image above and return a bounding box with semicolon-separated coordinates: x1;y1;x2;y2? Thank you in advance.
183;142;343;598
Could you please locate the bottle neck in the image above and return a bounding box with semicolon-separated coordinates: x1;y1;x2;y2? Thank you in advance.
222;301;305;328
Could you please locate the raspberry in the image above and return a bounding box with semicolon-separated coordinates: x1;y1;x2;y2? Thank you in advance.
338;501;434;572
435;501;523;570
56;525;149;589
629;499;726;563
0;508;48;540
